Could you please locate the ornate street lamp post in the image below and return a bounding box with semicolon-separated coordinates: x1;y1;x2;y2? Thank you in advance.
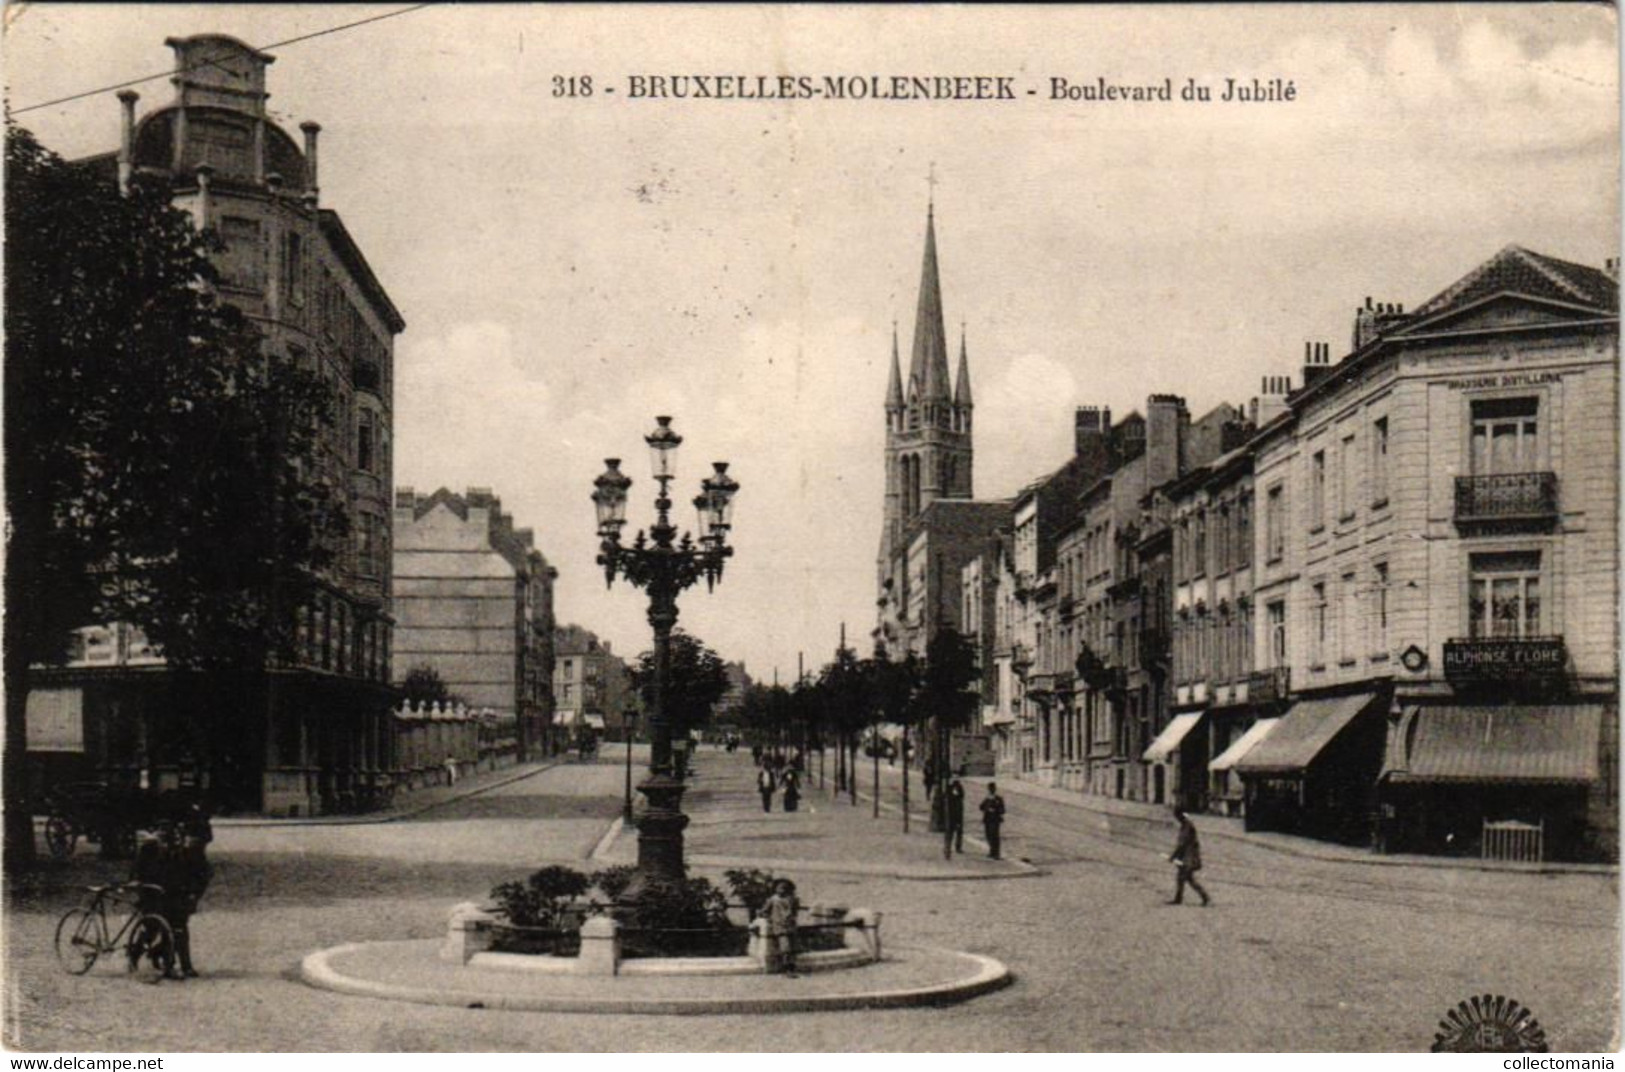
593;416;737;885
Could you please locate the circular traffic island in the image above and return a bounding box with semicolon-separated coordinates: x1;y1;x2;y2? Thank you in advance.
300;937;1010;1015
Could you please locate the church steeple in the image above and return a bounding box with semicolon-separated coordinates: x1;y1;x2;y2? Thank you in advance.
910;204;952;403
886;320;904;413
879;196;974;605
954;323;973;409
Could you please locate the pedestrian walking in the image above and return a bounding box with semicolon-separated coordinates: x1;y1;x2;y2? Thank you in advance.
944;776;966;856
922;756;936;801
444;754;459;785
781;767;801;813
757;764;777;813
979;782;1006;860
1167;806;1211;906
761;879;800;976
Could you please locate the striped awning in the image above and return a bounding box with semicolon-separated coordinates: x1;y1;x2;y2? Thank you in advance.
1386;705;1603;784
1142;713;1203;763
1235;692;1379;775
1209;718;1280;772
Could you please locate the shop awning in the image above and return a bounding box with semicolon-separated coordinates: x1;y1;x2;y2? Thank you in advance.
1234;692;1378;775
1209;718;1280;772
1387;704;1603;784
1142;713;1203;763
584;714;606;730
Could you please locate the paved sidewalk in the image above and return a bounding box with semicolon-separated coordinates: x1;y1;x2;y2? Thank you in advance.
594;750;1035;880
879;762;1616;876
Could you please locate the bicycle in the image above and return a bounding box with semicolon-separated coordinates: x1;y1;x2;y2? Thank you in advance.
54;883;175;979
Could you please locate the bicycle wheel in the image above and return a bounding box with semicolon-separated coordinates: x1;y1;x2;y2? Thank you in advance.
127;915;174;979
54;908;102;975
44;817;77;859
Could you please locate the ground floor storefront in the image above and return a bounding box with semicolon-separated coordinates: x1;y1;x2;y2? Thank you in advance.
1379;697;1617;863
25;667;396;818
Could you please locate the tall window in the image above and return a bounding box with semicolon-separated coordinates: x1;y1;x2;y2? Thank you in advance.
1193;512;1207;576
219;216;264;292
1309;450;1326;529
1371;417;1389;504
283;229;306;308
357;409;377;473
1339;572;1356;661
1470;398;1539;474
1214;506;1230;574
1311;581;1327;664
1236;494;1252;567
1468;552;1542;639
1265;484;1285;561
1339;434;1358;519
1372;562;1390;652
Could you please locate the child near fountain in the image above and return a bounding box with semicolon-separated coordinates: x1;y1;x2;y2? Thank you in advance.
762;878;800;976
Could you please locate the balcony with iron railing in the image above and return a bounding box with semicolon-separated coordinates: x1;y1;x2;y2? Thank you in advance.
1454;472;1558;533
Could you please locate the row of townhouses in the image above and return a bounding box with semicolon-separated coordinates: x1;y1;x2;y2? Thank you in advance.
21;36;576;818
877;205;1619;862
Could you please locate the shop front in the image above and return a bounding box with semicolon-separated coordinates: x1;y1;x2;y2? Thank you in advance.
1235;690;1388;845
1380;703;1606;861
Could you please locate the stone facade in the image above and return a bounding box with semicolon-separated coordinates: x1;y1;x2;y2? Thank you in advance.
392;487;558;762
25;35;406;816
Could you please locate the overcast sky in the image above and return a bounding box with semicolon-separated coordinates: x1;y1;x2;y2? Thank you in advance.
8;4;1618;683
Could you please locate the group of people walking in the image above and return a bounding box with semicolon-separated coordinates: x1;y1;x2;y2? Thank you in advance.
754;748;803;813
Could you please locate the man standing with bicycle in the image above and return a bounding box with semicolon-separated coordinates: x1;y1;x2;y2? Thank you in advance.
130;812;212;979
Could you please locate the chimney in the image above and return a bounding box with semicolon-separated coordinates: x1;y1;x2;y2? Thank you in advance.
1353;298;1406;349
299;121;321;207
116;90;139;195
1145;393;1188;487
394;487;416;516
1250;374;1293;426
1301;341;1333;390
1074;405;1111;469
1606;257;1619;280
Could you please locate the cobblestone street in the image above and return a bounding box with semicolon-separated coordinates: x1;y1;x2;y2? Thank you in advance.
6;747;1616;1051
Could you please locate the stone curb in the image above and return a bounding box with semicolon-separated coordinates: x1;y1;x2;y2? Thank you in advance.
210;760;565;829
299;940;1012;1015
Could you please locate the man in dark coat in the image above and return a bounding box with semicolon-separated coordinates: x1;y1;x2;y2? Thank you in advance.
943;776;966;856
757;764;777;813
1168;806;1211;906
979;783;1006;860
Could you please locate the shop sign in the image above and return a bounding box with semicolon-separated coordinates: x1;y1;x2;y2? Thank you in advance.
1442;637;1567;683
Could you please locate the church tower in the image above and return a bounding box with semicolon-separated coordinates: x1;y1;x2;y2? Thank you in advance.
878;203;974;587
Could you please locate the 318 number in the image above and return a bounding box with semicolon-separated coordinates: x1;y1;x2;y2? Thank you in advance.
552;76;593;98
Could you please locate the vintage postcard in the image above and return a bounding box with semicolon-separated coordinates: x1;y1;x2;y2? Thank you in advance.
3;2;1618;1055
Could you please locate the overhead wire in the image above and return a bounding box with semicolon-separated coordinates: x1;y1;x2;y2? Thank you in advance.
9;4;435;117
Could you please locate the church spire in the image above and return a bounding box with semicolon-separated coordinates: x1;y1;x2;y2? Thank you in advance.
886;320;904;411
954;322;972;408
910;203;951;402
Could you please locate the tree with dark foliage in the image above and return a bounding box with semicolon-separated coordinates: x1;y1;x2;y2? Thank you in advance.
4;125;345;866
630;629;731;738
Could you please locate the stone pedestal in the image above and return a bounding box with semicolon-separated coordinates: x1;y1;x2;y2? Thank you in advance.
576;914;620;976
747;917;770;971
440;902;496;964
844;908;882;961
